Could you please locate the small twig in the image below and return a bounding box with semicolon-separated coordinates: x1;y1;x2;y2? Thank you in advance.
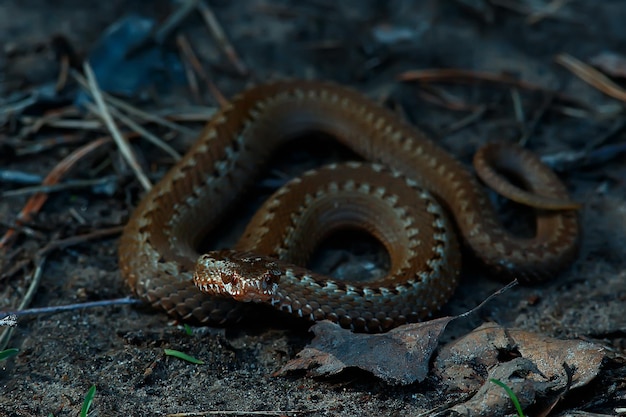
0;255;30;282
519;93;555;147
72;71;195;136
1;177;117;198
542;141;626;171
0;255;45;350
82;62;152;191
526;0;571;25
0;298;140;319
38;226;124;256
0;136;112;248
68;207;87;225
177;34;229;108
509;88;530;146
155;107;217;122
105;104;182;161
555;53;626;102
540;119;625;171
105;94;196;137
0;169;43;185
510;89;525;127
124;0;200;58
56;53;70;92
397;68;577;103
19;106;82;137
457;280;519;319
417;85;484;112
154;0;200;45
0;226;125;349
415;392;474;417
177;35;203;104
21;117;103;131
196;0;248;75
440;105;488;136
12;134;87;157
490;0;572;25
167;410;315;417
0;93;39;116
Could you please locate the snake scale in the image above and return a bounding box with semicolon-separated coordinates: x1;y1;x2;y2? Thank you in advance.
118;80;580;332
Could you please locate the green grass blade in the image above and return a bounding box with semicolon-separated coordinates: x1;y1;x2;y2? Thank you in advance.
164;348;204;364
0;348;19;361
80;385;96;417
489;378;525;417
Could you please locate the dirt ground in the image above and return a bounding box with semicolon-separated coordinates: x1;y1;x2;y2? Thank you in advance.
1;1;625;416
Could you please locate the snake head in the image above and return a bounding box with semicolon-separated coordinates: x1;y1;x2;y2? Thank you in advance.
193;250;282;303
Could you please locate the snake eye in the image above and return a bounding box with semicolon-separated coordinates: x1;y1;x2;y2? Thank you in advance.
260;273;278;294
222;274;237;285
264;263;281;277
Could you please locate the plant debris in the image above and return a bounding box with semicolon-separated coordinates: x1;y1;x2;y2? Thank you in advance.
275;318;454;385
435;322;605;415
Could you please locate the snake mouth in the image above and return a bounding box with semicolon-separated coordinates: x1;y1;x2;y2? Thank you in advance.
193;251;281;303
195;276;278;303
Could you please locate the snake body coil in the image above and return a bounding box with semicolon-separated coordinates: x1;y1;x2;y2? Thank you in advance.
118;80;579;332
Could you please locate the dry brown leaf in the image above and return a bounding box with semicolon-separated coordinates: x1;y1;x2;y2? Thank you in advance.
274;317;454;385
451;357;550;416
275;282;519;385
435;323;605;416
435;322;605;392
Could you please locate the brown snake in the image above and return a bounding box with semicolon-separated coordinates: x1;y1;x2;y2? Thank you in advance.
118;80;580;332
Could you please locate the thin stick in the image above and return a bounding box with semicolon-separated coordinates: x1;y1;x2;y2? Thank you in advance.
177;35;203;104
0;255;45;350
0;226;126;349
0;93;38;115
154;0;200;44
397;68;577;103
83;62;152;191
0;136;112;248
105;104;182;161
0;298;140;319
167;410;316;417
457;280;519;319
196;0;248;75
527;0;571;25
177;34;229;108
38;226;124;256
2;177;117;198
72;71;195;136
555;53;626;102
104;94;196;136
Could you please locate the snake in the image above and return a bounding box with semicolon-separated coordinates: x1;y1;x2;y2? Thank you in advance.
118;80;580;333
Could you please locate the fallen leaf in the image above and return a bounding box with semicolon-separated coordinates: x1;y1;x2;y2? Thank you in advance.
451;357;550;416
513;330;605;390
275;317;454;385
435;322;605;392
275;282;520;385
435;323;606;416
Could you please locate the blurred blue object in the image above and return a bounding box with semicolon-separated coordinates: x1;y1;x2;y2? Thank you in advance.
77;13;186;104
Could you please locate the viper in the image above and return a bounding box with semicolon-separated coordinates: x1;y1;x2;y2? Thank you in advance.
118;80;579;332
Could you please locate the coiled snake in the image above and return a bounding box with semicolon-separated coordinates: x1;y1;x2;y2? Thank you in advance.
118;80;579;332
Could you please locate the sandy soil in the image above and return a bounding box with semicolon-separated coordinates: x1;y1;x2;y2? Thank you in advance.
1;1;625;416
